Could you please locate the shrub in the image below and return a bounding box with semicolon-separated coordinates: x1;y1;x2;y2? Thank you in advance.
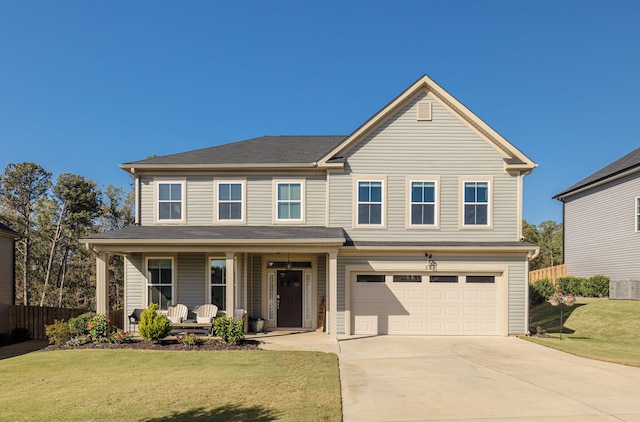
87;314;114;342
582;274;610;297
556;276;587;296
214;316;245;345
12;327;31;343
176;331;201;346
529;278;555;305
0;332;11;346
109;329;134;344
45;320;72;345
68;312;96;336
138;304;173;342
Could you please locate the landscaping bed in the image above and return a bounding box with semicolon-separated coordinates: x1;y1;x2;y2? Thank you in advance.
42;337;261;351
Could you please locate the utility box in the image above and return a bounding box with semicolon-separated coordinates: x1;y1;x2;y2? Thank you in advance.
610;280;640;300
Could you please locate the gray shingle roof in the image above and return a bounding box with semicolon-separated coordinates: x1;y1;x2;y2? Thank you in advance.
123;136;347;166
554;147;640;199
85;225;346;242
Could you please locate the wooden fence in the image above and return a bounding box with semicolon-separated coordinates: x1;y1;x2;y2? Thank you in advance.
529;264;566;284
9;306;125;340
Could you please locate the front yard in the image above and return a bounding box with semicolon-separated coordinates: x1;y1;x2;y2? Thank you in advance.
525;297;640;367
0;349;342;421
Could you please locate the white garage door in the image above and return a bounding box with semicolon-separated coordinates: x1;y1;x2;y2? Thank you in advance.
351;273;501;335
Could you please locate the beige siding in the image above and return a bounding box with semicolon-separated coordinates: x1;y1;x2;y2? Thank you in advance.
124;254;144;331
187;177;213;225
329;90;519;242
246;176;273;225
177;253;206;309
0;236;14;333
139;177;154;225
564;173;640;280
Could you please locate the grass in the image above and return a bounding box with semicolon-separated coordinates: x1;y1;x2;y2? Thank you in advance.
525;297;640;367
0;349;342;421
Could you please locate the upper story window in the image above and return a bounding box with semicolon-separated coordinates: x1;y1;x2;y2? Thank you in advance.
146;258;173;310
410;180;437;226
463;180;490;226
158;182;183;221
216;181;245;223
357;180;384;226
275;181;303;221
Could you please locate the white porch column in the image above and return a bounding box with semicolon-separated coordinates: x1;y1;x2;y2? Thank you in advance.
225;252;235;316
328;251;338;341
96;252;109;315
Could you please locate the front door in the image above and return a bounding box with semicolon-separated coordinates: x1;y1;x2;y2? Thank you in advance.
277;270;303;327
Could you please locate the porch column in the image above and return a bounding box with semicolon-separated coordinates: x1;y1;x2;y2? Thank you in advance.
96;252;109;315
328;251;338;341
225;252;235;316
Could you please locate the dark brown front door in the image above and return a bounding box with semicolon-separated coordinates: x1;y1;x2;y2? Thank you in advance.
277;270;303;327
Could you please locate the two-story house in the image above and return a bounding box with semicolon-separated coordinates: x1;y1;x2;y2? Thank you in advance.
554;147;640;281
82;75;538;338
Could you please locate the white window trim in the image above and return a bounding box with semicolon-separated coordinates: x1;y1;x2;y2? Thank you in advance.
273;179;305;224
155;179;186;224
406;176;440;229
459;176;493;229
353;176;387;228
214;179;246;224
144;256;175;310
636;197;640;232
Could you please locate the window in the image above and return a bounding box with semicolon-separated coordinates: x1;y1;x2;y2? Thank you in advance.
411;181;436;225
158;182;183;220
636;198;640;232
466;275;495;283
463;181;489;226
393;275;422;282
356;274;385;283
357;180;383;225
276;182;302;220
147;258;173;310
210;259;226;309
217;182;244;222
429;275;458;283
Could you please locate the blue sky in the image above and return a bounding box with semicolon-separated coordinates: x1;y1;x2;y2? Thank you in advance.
1;1;639;225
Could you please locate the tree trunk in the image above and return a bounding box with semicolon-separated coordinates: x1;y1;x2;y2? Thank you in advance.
57;247;70;307
40;202;65;307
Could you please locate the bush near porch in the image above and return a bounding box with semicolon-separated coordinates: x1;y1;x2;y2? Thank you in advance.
0;349;342;421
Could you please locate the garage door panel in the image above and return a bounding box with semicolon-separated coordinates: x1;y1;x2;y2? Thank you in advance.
352;273;501;336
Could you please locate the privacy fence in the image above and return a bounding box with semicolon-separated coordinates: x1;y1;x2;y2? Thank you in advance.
9;306;124;340
528;264;566;284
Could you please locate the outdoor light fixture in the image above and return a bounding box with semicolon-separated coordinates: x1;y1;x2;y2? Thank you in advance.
286;253;292;270
425;253;437;271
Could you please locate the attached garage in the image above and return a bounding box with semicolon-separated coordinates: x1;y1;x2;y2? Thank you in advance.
350;272;504;336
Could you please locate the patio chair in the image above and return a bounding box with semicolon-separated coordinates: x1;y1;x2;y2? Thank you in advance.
128;308;144;330
166;304;188;323
195;304;218;323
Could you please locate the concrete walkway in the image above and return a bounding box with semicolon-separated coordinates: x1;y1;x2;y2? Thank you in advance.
257;332;640;421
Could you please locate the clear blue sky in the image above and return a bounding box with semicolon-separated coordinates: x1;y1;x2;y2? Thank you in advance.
2;1;639;226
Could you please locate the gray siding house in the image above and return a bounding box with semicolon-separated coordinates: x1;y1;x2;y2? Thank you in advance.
83;75;538;338
554;147;640;281
0;223;19;334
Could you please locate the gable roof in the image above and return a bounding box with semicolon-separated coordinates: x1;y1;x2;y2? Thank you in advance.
554;147;640;200
0;222;20;239
318;74;537;172
120;136;346;173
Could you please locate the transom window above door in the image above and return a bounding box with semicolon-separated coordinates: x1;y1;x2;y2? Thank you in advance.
157;182;183;221
216;181;245;222
275;181;303;221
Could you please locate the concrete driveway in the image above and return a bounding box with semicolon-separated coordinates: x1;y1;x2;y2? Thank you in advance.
338;336;640;422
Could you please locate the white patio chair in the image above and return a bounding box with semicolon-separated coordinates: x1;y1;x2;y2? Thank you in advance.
195;304;218;323
166;304;188;323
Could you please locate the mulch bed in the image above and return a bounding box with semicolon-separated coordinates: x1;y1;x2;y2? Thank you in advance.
42;338;262;352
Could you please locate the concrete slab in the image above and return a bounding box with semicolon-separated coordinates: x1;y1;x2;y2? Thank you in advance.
338;336;640;421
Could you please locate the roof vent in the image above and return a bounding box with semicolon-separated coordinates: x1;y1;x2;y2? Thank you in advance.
417;101;432;121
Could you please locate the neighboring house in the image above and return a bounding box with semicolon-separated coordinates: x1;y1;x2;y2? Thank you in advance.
82;75;538;338
0;223;19;334
554;147;640;281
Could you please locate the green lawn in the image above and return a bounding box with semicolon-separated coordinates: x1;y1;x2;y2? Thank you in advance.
0;349;342;421
525;297;640;367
